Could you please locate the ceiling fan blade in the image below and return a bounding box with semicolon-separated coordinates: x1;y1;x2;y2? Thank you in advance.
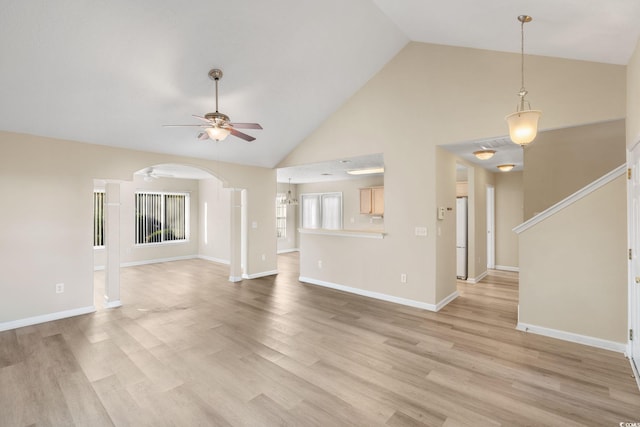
197;132;209;141
230;128;256;142
192;115;212;123
230;122;263;130
163;124;209;127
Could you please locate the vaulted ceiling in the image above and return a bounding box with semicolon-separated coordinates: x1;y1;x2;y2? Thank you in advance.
2;1;639;169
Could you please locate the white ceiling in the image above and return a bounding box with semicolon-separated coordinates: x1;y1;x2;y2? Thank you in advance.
1;1;639;171
278;154;384;184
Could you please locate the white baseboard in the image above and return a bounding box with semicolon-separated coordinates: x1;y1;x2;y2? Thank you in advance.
516;322;626;353
0;306;96;332
277;248;299;254
95;254;225;271
467;270;488;284
629;358;640;391
436;291;460;311
104;300;122;309
242;270;279;279
120;255;197;268
299;277;458;312
228;276;243;283
197;255;230;265
495;265;520;272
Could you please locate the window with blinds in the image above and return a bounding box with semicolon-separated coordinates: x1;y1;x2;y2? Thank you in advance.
301;192;342;230
135;192;189;245
93;190;105;247
276;193;287;239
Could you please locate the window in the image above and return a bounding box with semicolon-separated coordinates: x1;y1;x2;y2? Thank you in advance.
93;190;105;247
135;192;189;244
276;193;287;239
301;192;342;230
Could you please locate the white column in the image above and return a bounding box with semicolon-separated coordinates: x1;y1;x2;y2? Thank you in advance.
229;189;243;282
104;182;122;308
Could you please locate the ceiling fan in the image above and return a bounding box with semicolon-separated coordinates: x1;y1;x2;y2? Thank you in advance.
165;69;262;142
139;167;173;181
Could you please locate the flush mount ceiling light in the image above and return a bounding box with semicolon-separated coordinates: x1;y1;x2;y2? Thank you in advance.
505;15;542;147
497;164;515;172
346;167;385;175
473;149;496;160
282;178;298;205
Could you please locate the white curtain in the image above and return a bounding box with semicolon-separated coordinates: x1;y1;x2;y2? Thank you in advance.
301;194;321;229
321;194;342;230
301;193;342;230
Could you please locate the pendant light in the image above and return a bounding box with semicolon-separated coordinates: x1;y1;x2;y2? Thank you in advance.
473;149;496;160
283;178;298;205
505;15;541;146
497;164;515;172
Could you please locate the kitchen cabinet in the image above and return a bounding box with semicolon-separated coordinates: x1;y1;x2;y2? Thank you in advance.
360;187;384;215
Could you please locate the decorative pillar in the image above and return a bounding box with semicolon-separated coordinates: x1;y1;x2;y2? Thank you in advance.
229;189;243;282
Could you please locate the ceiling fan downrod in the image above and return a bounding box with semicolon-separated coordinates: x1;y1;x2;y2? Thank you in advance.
208;68;223;113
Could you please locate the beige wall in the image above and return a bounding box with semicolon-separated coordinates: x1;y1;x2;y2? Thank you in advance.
518;175;627;343
0;131;275;325
435;148;457;301
523;120;625;219
628;39;640;149
494;172;523;269
276;182;299;253
279;41;624;307
199;178;231;263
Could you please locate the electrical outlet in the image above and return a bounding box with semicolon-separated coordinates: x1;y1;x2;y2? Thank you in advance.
55;283;64;294
261;254;266;261
400;274;407;283
318;260;323;269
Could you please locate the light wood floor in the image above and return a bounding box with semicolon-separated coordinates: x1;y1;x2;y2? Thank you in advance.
1;253;639;426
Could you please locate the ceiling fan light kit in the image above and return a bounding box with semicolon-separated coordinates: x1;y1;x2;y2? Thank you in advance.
505;15;542;147
164;68;262;142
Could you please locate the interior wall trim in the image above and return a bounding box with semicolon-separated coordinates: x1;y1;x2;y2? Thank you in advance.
514;164;626;234
299;276;458;312
0;306;96;332
516;322;626;353
495;265;520;273
242;270;279;280
277;248;300;254
466;270;488;284
198;255;231;265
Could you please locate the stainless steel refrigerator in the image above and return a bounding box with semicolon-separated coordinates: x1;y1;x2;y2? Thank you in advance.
456;197;468;279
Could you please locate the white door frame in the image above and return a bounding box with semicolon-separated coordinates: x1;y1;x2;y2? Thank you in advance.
627;141;640;387
486;185;495;270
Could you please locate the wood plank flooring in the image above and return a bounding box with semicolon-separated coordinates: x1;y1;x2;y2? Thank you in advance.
1;253;639;426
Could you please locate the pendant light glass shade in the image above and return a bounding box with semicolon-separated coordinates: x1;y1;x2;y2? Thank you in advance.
505;109;541;146
205;126;231;141
506;15;541;146
497;164;515;172
473;150;496;160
